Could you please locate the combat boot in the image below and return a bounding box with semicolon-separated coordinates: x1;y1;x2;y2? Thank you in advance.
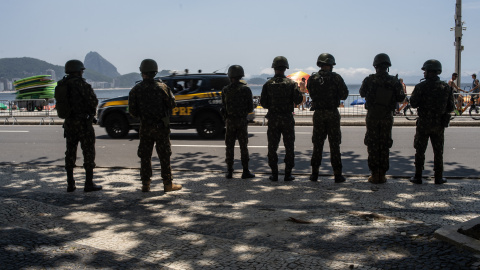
409;174;423;184
141;178;151;192
434;173;447;185
284;168;295;181
368;172;379;184
164;183;182;192
269;165;278;181
378;170;387;184
241;161;255;179
66;169;76;192
241;169;255;179
334;173;346;183
225;168;233;179
84;169;102;192
310;167;319;182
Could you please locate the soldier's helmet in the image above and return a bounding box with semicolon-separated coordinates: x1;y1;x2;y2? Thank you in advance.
421;59;442;75
139;59;158;73
373;53;391;67
271;56;289;69
65;60;85;74
316;53;336;67
227;65;245;78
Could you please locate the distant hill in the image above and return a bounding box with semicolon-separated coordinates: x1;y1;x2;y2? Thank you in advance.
114;72;141;88
83;69;113;82
0;57;64;80
84;51;120;78
0;57;112;82
247;77;267;85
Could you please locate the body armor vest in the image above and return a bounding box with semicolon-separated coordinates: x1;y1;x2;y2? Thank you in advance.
310;72;341;109
224;84;250;117
418;80;450;116
266;78;293;113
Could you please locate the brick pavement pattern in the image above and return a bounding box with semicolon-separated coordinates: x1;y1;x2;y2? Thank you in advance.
1;165;480;269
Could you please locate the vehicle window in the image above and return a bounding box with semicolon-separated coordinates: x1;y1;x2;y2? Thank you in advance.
172;79;203;95
210;78;230;91
171;80;185;93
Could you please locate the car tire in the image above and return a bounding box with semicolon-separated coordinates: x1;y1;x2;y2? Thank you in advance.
195;112;223;139
105;113;129;138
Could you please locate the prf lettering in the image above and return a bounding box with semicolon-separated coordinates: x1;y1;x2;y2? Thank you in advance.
172;106;193;116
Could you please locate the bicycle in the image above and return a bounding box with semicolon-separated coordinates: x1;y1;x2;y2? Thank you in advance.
453;90;480;120
402;96;457;121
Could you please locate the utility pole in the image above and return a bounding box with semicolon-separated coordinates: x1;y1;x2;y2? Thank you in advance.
451;0;466;86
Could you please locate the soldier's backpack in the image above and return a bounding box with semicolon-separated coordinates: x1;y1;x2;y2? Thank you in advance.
54;77;72;119
266;77;294;113
368;75;398;119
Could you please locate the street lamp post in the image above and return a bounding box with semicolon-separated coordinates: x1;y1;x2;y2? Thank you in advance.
452;0;466;86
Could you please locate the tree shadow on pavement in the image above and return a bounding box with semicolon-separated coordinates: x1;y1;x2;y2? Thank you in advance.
1;156;480;269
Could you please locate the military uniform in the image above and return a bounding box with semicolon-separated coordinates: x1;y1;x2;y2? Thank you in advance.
260;75;303;180
59;59;102;193
129;78;176;190
359;71;405;182
222;80;254;177
63;75;98;171
308;70;349;180
410;75;454;182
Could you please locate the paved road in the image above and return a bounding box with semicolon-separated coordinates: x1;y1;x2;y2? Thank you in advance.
0;125;478;178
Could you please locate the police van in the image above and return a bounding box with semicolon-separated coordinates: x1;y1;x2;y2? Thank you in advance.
97;73;255;139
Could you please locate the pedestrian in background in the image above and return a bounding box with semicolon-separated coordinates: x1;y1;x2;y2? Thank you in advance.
471;74;479;104
222;65;255;179
307;53;349;183
59;60;102;192
129;59;182;192
472;74;479;91
448;73;466;113
260;56;303;181
299;77;307;110
396;78;407;115
360;53;405;184
409;60;454;185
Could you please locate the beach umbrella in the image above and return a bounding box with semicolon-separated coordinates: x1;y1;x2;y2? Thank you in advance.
350;98;366;106
287;71;310;84
287;71;310;93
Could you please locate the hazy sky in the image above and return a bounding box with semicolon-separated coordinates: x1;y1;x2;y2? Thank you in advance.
1;0;479;83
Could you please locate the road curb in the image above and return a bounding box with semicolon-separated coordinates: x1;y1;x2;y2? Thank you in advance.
435;216;480;255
